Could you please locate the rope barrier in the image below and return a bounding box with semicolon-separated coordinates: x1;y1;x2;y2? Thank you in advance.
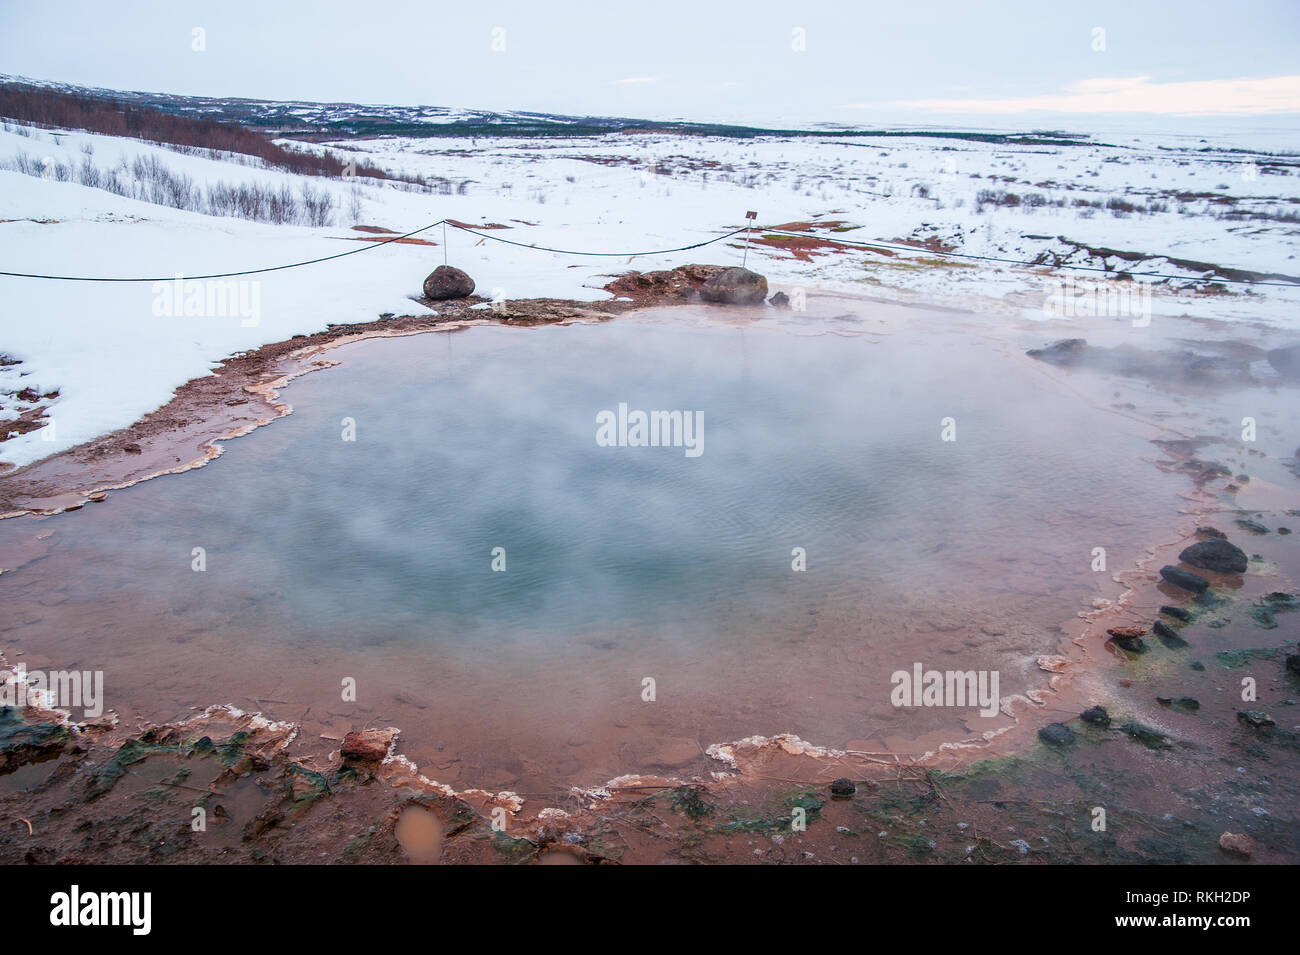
0;217;1294;287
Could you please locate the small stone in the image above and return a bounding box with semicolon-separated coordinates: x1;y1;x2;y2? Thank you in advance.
1153;619;1189;649
1122;721;1171;749
1286;654;1300;676
1026;338;1087;365
341;728;396;762
1196;526;1226;539
1218;831;1253;859
768;291;790;308
1107;626;1146;639
1237;710;1274;729
829;777;856;798
1235;518;1268;534
1109;635;1148;655
1160;565;1209;593
1080;706;1110;726
1038;722;1075;746
1160;605;1192;622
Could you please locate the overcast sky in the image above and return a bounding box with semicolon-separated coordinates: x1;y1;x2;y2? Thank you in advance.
3;0;1298;130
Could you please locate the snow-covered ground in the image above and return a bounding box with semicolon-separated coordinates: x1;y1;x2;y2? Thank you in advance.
1;118;1298;470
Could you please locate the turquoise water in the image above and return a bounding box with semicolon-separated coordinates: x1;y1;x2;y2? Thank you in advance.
0;307;1194;790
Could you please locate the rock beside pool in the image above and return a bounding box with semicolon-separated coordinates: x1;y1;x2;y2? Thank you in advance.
1237;710;1274;729
1038;722;1075;746
1153;620;1189;648
1160;565;1209;593
700;267;768;305
423;265;475;300
1080;706;1110;726
1179;538;1248;574
830;778;856;798
1107;626;1146;639
341;728;396;763
1026;338;1087;365
769;291;790;308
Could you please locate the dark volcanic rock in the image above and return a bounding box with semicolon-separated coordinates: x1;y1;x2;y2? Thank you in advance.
1196;525;1226;539
1160;565;1209;593
422;265;475;300
1179;538;1248;574
1235;518;1268;534
768;291;790;308
1159;605;1193;622
829;777;856;798
1237;710;1275;729
1153;619;1190;649
699;267;768;305
1080;706;1110;726
1026;338;1087;365
1038;722;1075;746
1109;635;1148;655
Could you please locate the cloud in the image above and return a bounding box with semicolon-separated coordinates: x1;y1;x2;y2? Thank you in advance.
616;76;661;85
850;75;1300;116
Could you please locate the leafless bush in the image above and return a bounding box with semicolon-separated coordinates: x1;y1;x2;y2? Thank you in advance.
3;148;336;226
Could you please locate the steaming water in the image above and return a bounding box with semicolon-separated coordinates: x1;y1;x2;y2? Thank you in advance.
0;305;1199;793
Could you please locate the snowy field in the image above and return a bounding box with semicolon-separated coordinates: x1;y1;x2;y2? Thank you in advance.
1;118;1298;470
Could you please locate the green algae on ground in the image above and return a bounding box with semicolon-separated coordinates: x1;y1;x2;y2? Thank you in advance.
1215;646;1287;669
0;705;72;773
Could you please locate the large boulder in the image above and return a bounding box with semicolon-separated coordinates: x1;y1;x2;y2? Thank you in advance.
1179;538;1248;574
423;265;475;300
700;267;768;305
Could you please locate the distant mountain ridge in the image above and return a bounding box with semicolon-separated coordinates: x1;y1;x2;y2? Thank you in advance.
0;74;1095;146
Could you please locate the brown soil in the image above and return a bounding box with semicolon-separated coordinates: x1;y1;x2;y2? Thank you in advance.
890;235;959;254
339;235;439;246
